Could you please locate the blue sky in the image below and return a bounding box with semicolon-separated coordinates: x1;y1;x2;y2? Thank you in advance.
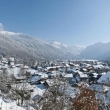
0;0;110;46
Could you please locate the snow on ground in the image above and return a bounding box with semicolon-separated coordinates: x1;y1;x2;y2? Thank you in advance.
0;83;46;110
65;85;80;98
31;84;46;98
0;98;25;110
27;68;38;75
7;67;21;75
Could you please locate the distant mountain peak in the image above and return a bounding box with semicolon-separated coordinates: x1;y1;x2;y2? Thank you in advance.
80;42;110;60
47;40;85;55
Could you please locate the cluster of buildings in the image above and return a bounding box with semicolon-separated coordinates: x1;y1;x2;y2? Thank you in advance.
0;57;110;109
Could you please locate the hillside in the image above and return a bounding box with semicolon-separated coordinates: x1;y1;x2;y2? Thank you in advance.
80;42;110;60
0;31;84;61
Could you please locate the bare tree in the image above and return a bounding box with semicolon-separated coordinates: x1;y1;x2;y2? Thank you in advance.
38;77;73;110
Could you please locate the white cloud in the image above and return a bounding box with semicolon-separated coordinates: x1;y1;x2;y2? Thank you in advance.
0;23;4;31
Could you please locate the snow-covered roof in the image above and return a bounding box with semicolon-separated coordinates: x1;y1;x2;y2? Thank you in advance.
93;64;104;69
46;67;54;70
74;64;79;67
65;85;80;98
22;65;29;69
1;65;8;69
46;79;60;86
100;72;106;75
65;64;70;67
14;75;26;80
37;66;42;69
15;64;23;67
27;68;37;74
86;64;91;67
98;72;110;84
41;73;48;78
92;73;98;76
9;57;14;62
29;75;41;82
67;68;76;72
77;71;88;78
32;94;42;102
69;62;74;66
64;73;73;78
82;68;87;71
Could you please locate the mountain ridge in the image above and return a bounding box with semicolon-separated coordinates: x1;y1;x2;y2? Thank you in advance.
0;31;84;61
79;42;110;60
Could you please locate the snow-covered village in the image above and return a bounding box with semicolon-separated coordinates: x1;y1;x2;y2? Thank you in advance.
0;57;110;110
1;0;110;110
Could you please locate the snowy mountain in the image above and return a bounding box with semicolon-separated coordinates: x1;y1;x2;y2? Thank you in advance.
80;42;110;60
48;41;85;56
0;31;85;60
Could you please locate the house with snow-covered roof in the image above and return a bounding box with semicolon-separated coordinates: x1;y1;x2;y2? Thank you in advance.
64;73;73;83
89;72;102;84
75;71;88;82
93;64;109;73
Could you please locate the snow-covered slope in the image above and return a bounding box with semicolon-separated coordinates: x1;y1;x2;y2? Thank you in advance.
80;42;110;60
0;31;84;60
48;41;85;56
0;31;65;60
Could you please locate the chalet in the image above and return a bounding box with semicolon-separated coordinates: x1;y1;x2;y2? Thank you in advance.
16;64;23;67
45;67;56;72
69;62;75;69
14;75;26;81
89;76;97;84
44;71;62;78
93;64;109;73
65;63;70;69
64;73;73;84
2;58;8;64
87;66;94;72
37;66;42;72
80;68;88;73
43;81;50;88
46;72;53;78
55;66;61;71
19;65;29;76
1;66;8;70
89;73;102;84
28;74;41;85
22;65;29;71
9;57;15;67
75;71;88;82
60;66;66;72
40;73;48;79
66;68;76;73
44;79;61;87
74;64;80;68
32;94;43;103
